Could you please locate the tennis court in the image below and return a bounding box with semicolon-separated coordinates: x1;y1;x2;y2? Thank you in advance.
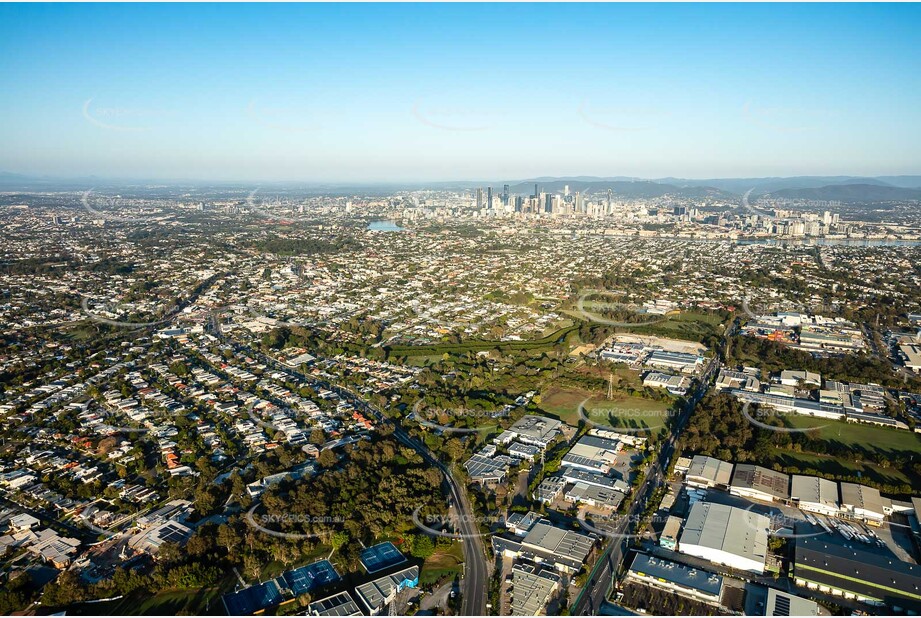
360;541;407;574
221;580;283;615
283;559;340;596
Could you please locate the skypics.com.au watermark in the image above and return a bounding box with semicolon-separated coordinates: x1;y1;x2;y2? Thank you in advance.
574;289;670;328
739;401;828;435
80;295;179;329
578;398;677;434
741;504;832;541
80;190;166;224
577;511;667;542
246;505;346;541
411;400;503;434
411;507;505;539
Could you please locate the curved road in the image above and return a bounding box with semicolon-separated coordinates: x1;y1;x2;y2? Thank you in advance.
209;320;489;615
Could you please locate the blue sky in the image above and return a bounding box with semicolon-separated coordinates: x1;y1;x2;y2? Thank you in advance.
1;3;919;182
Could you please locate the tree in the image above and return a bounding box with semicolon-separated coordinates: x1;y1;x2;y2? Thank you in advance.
444;438;465;462
317;449;338;468
410;534;435;559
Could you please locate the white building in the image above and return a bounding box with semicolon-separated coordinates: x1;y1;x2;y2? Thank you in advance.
685;455;734;488
790;475;840;517
839;482;885;524
678;502;770;574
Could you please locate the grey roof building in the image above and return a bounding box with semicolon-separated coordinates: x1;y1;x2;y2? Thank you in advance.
507;415;563;449
729;464;789;502
626;552;723;604
307;591;362;616
765;588;820;616
794;536;921;611
679;502;769;573
510;562;561;615
686;455;734;488
790;475;840;516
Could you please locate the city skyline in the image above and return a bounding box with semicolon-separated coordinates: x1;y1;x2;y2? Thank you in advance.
2;3;921;182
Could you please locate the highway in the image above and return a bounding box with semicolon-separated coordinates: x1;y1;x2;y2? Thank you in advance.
209;318;489;615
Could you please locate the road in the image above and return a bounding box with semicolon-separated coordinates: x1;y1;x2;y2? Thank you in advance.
572;329;728;615
209;320;489;616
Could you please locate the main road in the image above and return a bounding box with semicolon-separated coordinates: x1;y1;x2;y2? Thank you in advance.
209;316;489;616
572;329;728;616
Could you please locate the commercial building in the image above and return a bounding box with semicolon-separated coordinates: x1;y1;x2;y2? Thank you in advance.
307;591;362;616
560;467;629;494
765;588;820;616
779;370;822;387
729;464;789;502
127;520;192;555
642;371;691;395
685;455;734;489
534;476;566;504
493;520;595;574
464;448;514;484
678;502;770;573
900;342;921;374
794;537;921;611
560;435;621;475
715;369;761;392
509;562;561;615
564;482;624;510
731;390;846;421
645;350;704;374
660;515;682;550
506;415;563;449
839;482;885;524
354;565;419;615
508;441;540;461
790;475;840;517
625;553;723;606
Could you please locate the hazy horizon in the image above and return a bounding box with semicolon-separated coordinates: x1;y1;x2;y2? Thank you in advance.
2;3;920;181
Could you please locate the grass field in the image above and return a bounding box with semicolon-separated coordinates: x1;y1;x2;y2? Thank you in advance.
540;386;672;431
67;581;230;616
624;311;726;342
767;448;915;490
420;542;464;586
385;324;580;358
783;415;921;458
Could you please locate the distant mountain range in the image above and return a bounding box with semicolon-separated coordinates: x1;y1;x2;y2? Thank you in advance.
514;175;921;201
1;171;920;202
767;183;921;201
506;179;731;199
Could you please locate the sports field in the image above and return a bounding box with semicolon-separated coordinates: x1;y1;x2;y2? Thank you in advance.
540;386;672;432
783;415;921;457
767;449;914;491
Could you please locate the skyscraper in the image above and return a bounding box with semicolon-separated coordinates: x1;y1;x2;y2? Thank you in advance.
544;193;552;213
476;188;483;209
487;187;493;209
502;184;510;206
534;183;539;198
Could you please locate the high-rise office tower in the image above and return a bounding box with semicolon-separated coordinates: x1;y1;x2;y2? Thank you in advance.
534;183;539;198
502;184;510;206
487;187;493;209
544;193;552;213
476;188;483;210
564;184;570;197
575;192;584;213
